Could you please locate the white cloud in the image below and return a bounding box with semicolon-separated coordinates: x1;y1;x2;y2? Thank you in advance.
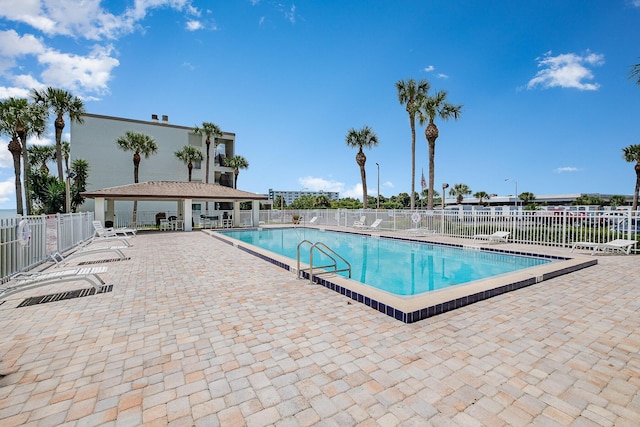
554;166;580;173
37;44;120;94
424;65;435;72
526;51;604;91
631;0;640;7
298;176;344;193
437;73;448;79
0;176;14;204
0;140;13;169
0;85;32;98
186;20;203;31
0;1;203;98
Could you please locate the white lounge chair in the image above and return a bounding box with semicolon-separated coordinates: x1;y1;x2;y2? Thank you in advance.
1;267;108;301
405;227;436;236
309;216;318;224
363;218;383;230
473;231;510;243
572;239;637;255
50;244;129;266
353;216;367;228
93;220;137;237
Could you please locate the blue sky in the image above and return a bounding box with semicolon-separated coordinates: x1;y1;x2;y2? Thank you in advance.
1;0;640;210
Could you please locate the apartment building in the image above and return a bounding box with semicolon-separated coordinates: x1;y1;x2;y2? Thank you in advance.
71;113;236;215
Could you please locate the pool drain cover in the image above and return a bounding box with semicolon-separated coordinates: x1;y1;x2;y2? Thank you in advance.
77;258;130;265
17;285;113;308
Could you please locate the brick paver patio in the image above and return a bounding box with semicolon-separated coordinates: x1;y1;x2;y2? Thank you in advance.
1;231;639;426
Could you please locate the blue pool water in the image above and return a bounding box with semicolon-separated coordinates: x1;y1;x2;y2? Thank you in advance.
220;228;551;296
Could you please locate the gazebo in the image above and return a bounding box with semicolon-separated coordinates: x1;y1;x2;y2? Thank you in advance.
81;181;268;231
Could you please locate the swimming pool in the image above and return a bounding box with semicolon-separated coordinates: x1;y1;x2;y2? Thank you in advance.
210;227;596;323
220;228;549;296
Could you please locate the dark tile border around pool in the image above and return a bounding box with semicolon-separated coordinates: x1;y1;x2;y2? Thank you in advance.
210;228;597;323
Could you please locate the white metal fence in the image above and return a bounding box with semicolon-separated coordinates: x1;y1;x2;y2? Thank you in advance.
254;208;640;248
1;212;95;283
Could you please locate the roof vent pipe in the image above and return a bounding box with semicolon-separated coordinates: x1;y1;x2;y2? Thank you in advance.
162;115;169;123
151;114;159;122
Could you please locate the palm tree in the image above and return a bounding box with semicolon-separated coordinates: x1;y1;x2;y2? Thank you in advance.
31;87;86;181
175;145;204;181
449;183;471;204
631;60;640;85
473;191;491;205
622;144;640;211
193;122;222;212
70;159;89;212
0;98;47;215
116;131;158;226
61;141;70;175
224;155;249;188
519;192;536;206
418;90;463;210
28;144;56;174
396;78;429;210
345;126;379;209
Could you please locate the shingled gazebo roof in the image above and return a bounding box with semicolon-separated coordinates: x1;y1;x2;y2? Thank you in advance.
82;181;268;202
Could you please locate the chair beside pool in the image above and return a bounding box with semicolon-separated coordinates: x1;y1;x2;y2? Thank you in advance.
473;231;510;243
571;239;637;255
404;227;436;236
362;218;383;230
353;216;367;228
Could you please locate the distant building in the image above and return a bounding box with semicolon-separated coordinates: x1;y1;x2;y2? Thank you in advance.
445;193;633;208
268;189;340;206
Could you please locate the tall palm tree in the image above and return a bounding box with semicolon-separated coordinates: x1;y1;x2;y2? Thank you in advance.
622;144;640;211
396;78;429;210
0;98;47;215
345;126;379;209
224;155;249;188
61;141;70;175
418;90;463;210
449;183;471;204
175;145;204;181
31;87;86;181
116;131;158;226
193;122;222;213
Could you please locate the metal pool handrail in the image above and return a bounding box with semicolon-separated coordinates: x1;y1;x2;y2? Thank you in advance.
297;240;352;284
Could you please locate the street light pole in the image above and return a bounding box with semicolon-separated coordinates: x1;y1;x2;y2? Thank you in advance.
505;178;518;209
376;162;380;209
442;183;449;210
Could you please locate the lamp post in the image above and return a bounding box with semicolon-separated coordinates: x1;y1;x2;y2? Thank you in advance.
442;183;449;210
65;172;77;214
376;162;380;209
505;178;518;208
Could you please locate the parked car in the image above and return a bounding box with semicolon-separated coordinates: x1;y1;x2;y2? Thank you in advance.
612;219;640;233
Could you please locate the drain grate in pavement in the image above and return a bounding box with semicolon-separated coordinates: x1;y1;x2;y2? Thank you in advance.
77;257;130;265
17;285;113;308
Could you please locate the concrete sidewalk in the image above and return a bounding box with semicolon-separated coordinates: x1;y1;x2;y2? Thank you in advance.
1;231;639;426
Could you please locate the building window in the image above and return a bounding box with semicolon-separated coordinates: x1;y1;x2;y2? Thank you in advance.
194;160;201;169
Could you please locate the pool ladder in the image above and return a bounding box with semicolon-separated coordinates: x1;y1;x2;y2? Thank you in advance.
297;240;351;284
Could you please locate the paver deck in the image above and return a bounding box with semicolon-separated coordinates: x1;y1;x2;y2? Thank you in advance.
1;231;639;426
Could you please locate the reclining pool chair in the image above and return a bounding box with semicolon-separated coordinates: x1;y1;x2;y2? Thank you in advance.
571;238;637;255
473;231;510;243
0;266;108;301
93;220;137;237
353;216;367;228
